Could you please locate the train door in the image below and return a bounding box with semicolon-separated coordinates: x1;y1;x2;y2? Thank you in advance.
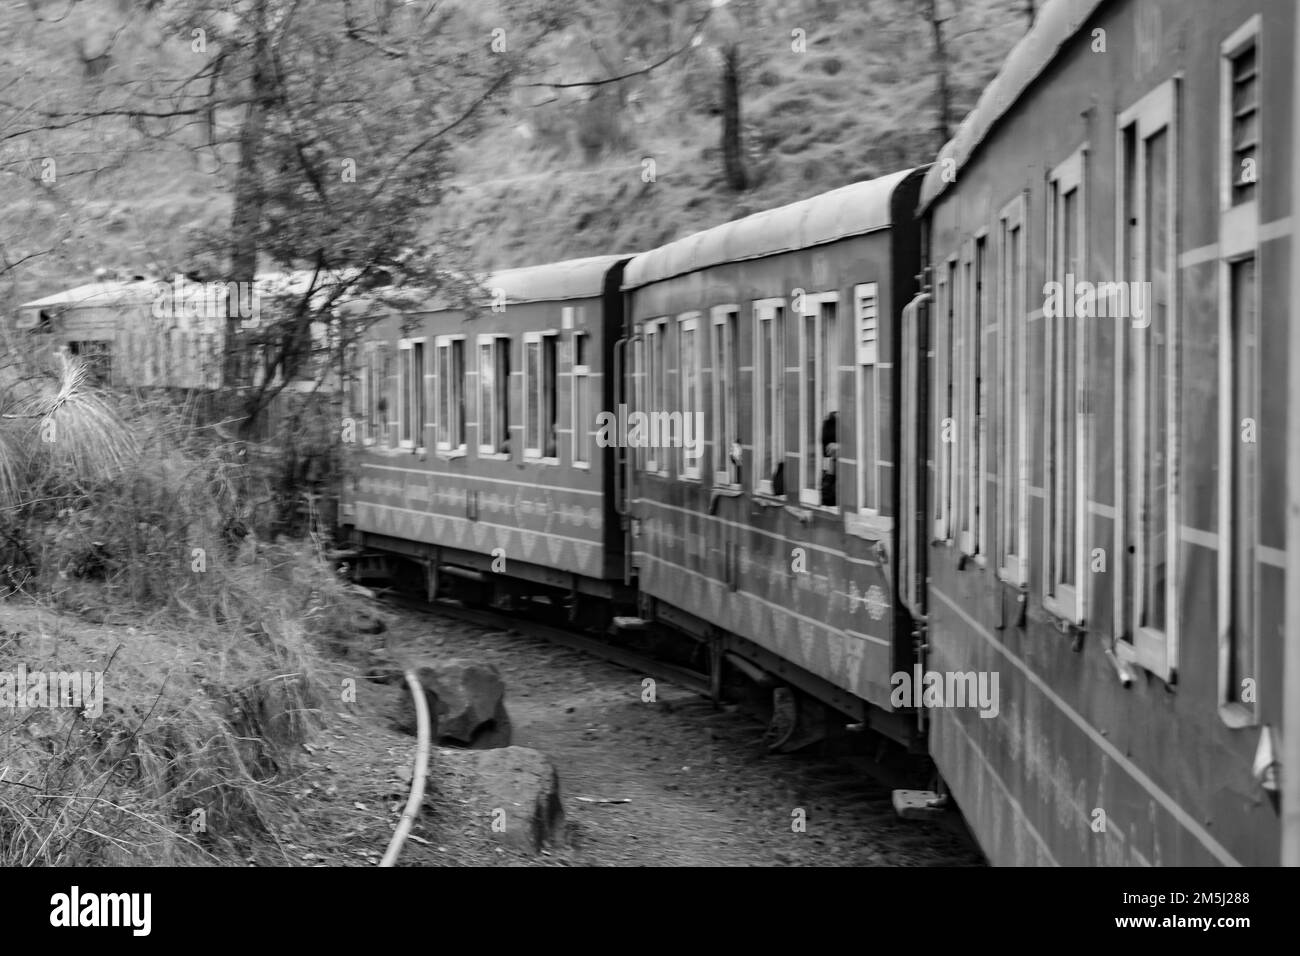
898;292;931;621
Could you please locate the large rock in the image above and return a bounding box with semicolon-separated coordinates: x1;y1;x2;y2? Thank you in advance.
394;660;510;747
437;746;565;852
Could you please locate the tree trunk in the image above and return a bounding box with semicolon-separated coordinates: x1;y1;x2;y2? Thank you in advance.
721;43;748;192
924;0;951;151
227;0;272;427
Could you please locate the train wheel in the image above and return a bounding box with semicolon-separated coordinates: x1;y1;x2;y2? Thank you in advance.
764;686;830;753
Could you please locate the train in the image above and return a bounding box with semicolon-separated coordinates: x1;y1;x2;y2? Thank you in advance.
340;0;1300;866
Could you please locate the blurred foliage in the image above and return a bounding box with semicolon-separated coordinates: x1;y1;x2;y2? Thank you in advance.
0;0;1028;302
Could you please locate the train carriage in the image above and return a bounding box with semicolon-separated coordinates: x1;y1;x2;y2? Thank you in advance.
620;169;925;741
913;0;1296;865
342;255;634;612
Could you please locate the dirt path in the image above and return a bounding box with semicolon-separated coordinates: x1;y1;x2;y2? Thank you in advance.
280;610;984;867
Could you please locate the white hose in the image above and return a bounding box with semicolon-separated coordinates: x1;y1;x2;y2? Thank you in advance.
380;669;431;866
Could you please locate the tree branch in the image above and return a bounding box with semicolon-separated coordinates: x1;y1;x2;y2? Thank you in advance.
520;9;713;90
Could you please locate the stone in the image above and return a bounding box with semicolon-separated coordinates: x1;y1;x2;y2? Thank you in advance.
422;660;507;746
394;660;510;748
437;746;565;852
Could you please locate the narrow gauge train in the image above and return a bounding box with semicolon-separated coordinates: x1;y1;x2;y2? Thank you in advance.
341;0;1300;865
915;0;1295;866
342;255;637;617
618;168;925;744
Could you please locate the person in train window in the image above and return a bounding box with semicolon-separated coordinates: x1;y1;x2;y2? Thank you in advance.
820;410;837;507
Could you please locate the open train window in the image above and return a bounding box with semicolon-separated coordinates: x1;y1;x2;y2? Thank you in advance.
963;234;988;561
523;331;558;463
572;331;590;467
434;336;465;454
854;283;882;520
935;260;956;542
644;320;667;474
1115;79;1178;681
630;333;645;472
798;292;838;509
1044;148;1088;625
678;313;703;480
954;249;970;547
752;300;785;496
711;306;740;488
363;342;390;446
398;338;427;451
997;194;1028;588
477;335;511;457
1220;256;1260;722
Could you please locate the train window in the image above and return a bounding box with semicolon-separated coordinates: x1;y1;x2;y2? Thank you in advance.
1217;17;1263;720
1221;256;1259;719
434;336;466;454
1222;18;1260;209
1115;80;1178;680
344;342;359;438
477;335;511;456
854;283;880;516
899;293;926;615
998;195;1028;587
572;331;590;467
935;260;956;541
1045;148;1087;625
678;313;702;480
798;293;838;509
523;331;559;462
954;251;970;545
398;338;427;450
644;320;667;474
966;235;988;559
362;342;385;445
711;307;740;487
544;336;558;458
752;300;785;495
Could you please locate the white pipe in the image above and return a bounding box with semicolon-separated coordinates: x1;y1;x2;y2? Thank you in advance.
380;669;431;867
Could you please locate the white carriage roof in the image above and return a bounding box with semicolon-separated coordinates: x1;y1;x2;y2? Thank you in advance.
622;168;917;291
19;257;631;321
486;254;631;304
19;280;154;310
18;270;363;312
919;0;1107;211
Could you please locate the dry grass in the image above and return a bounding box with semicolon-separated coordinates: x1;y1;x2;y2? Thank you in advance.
0;355;369;866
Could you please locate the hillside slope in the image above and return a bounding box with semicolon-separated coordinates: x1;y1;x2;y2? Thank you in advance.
0;0;1028;305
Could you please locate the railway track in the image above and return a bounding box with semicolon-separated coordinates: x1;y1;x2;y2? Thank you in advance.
356;587;986;866
374;590;715;698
